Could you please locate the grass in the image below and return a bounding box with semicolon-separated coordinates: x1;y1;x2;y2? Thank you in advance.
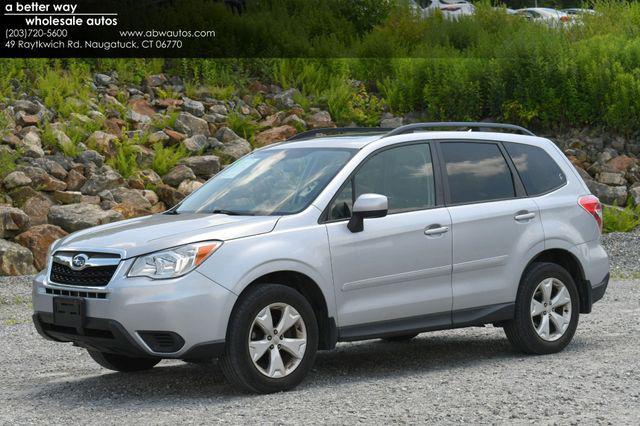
603;203;640;233
150;111;180;131
227;112;260;139
0;147;20;178
151;143;189;176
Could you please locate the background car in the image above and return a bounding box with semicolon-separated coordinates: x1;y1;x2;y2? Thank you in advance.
515;7;571;26
410;0;475;18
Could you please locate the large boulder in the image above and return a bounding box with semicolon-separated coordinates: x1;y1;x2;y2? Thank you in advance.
53;190;83;205
18;166;66;192
80;166;125;195
48;203;123;233
0;206;30;238
597;172;626;186
178;180;203;195
182;134;209;154
3;171;32;190
254;125;296;146
108;187;152;209
163;165;196;187
21;193;53;226
183;98;205;117
273;88;300;109
585;181;628;206
156;184;185;208
306;110;335;129
65;169;87;191
219;138;252;160
14;224;68;271
0;239;37;276
180;155;220;179
87;131;119;158
174;112;210;137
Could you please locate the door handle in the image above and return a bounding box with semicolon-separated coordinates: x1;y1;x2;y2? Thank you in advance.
424;225;449;236
514;212;536;221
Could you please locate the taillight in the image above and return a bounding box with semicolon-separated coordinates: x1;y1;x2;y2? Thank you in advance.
561;16;569;22
578;195;603;232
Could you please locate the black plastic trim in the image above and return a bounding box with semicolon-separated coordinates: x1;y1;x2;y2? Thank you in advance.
337;303;515;342
180;340;226;361
287;127;392;141
591;273;609;305
383;122;535;137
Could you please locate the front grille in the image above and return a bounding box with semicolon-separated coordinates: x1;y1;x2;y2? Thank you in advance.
50;262;117;287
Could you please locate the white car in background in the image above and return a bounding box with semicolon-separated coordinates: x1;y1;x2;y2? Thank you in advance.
515;8;570;26
410;0;475;18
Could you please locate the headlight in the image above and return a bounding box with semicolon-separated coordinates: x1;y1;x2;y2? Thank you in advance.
128;241;223;279
44;238;63;271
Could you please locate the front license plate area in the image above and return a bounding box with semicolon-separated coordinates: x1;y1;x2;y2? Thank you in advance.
53;297;85;328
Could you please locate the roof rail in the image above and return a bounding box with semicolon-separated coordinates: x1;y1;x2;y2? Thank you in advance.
383;122;536;137
287;127;392;141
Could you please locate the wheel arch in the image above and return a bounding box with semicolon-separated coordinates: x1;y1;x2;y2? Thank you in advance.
522;248;591;313
229;270;337;350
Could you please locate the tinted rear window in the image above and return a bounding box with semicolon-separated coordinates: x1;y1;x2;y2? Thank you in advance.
441;142;515;204
504;142;566;196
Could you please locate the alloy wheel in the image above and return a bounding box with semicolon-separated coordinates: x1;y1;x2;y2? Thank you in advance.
248;303;307;378
530;278;572;342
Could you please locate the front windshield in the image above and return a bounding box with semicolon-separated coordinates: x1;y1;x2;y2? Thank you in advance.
176;147;356;216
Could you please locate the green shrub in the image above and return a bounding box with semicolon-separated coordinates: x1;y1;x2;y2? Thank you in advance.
0;147;19;178
107;137;141;179
227;112;260;139
603;203;640;233
151;143;188;176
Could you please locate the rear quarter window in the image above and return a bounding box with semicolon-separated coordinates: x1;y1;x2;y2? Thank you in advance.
504;142;566;196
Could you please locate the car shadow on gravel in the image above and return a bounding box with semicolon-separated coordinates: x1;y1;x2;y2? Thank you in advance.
28;329;566;403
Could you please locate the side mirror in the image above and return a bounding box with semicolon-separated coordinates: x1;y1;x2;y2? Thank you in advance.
347;193;388;233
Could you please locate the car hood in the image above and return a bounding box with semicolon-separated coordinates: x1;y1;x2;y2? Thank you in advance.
57;213;280;259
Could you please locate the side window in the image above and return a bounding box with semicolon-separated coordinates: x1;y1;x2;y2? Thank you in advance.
504;142;566;196
327;144;435;220
441;142;515;204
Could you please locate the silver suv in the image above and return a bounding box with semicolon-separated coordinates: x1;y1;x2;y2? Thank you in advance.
32;122;609;393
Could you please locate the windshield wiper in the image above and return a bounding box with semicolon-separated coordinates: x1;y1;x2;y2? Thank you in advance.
210;209;254;216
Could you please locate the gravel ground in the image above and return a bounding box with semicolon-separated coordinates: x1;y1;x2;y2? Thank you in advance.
0;237;638;424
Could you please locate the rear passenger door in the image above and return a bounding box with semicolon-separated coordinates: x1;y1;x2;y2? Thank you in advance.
438;141;545;314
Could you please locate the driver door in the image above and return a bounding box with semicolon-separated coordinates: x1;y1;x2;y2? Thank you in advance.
323;143;453;337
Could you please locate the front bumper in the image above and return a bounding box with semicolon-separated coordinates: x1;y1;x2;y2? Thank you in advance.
32;263;237;359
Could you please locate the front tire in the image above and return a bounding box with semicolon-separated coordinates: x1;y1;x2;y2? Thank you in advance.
88;350;160;372
504;262;579;354
220;284;319;394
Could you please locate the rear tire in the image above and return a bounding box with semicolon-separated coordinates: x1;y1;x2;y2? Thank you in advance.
381;333;419;342
504;262;579;355
88;350;160;372
220;284;318;394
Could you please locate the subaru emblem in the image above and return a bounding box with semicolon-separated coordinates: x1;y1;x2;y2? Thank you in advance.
71;254;89;270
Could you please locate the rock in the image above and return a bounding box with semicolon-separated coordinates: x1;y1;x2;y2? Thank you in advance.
0;239;37;276
2;134;21;149
254;125;297;146
150;202;167;214
203;113;227;124
80;166;125;195
273;88;300;109
94;73;112;86
630;186;640;205
610;136;626;152
65;169;87;191
87;131;119;158
156;184;185;208
3;171;31;190
16;112;39;127
104;117;124;136
183;98;205;117
163;165;196;187
22;131;44;158
145;74;167;88
597;172;626;186
48;203;123;233
22;194;54;226
7;186;39;207
210;104;228;115
220;138;252;160
126;109;152;125
26;157;68;180
585;180;628;206
18;166;66;192
606;155;637;173
134;169;163;187
178;180;203;195
130;144;155;168
128;98;156;118
307;111;335;129
156;98;183;108
163;128;187;144
180;155;220;179
53;191;83;204
380;115;404;128
112;203;152;219
14;224;68;271
261;111;286;128
174;112;210;137
182;134;209;154
148;130;170;145
0;206;30;238
77;149;105;167
215;127;242;144
13;99;40;115
81;195;101;205
109;187;152;209
283;114;306;130
142;189;159;205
